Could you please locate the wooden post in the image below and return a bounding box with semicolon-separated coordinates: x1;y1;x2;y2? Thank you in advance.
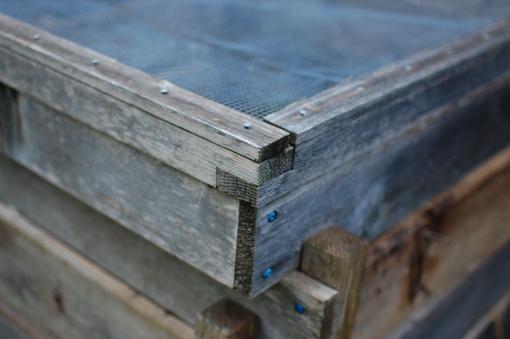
196;299;259;339
301;227;368;339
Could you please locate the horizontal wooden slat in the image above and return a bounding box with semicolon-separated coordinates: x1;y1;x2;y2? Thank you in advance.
352;145;510;339
0;39;288;188
0;205;194;339
0;13;290;163
0;155;338;339
388;245;510;339
0;93;240;289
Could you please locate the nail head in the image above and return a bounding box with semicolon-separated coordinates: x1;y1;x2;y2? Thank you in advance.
160;87;168;94
33;34;40;40
243;122;252;129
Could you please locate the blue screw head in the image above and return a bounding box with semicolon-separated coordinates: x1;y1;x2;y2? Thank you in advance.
262;267;273;279
267;210;278;223
294;303;305;314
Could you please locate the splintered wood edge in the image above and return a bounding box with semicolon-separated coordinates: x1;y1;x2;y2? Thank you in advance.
0;204;195;339
196;299;259;339
0;13;291;162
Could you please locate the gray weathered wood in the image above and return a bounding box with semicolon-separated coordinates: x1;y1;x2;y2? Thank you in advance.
251;74;510;290
388;243;510;339
196;300;259;339
0;205;194;339
1;94;241;289
0;13;290;163
0;40;289;188
0;155;338;339
263;19;510;204
301;228;367;339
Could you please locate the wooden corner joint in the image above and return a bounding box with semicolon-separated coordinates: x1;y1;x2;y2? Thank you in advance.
216;146;294;206
301;227;368;339
196;299;259;339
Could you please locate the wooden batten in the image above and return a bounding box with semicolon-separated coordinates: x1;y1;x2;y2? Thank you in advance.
301;228;367;339
0;205;194;339
196;300;259;339
352;146;510;339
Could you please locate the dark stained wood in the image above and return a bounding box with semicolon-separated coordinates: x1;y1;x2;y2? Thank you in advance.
301;228;367;339
196;300;259;339
352;146;510;339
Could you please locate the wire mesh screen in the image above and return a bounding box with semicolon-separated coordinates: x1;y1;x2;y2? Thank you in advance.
0;0;503;119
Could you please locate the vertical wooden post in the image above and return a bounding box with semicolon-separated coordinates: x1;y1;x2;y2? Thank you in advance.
196;299;259;339
301;227;368;339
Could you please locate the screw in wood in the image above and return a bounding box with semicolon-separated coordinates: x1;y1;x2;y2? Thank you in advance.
299;109;307;116
267;210;278;222
91;59;99;66
262;267;273;279
243;122;252;129
160;87;169;94
294;303;305;314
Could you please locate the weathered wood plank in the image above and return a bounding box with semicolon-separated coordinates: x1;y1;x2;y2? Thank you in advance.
0;155;338;339
0;42;289;188
249;74;510;291
464;291;510;339
0;94;240;289
388;244;510;339
301;228;367;339
0;13;290;162
196;300;259;339
0;205;194;339
0;300;55;339
263;19;510;203
352;146;510;339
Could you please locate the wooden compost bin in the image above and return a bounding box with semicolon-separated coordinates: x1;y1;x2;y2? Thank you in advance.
0;1;509;338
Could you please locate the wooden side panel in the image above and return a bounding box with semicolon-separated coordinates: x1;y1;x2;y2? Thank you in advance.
0;155;338;339
388;245;510;339
263;20;510;203
0;13;290;163
0;205;194;339
251;76;510;290
352;147;510;339
0;47;283;187
1;94;240;289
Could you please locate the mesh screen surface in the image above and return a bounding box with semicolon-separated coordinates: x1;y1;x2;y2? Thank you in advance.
0;0;506;119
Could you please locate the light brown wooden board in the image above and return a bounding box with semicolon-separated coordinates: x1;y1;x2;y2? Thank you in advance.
352;146;510;339
0;155;338;339
0;205;194;339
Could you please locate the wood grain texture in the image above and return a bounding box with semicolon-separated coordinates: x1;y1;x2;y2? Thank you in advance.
0;205;194;339
352;146;510;339
1;94;240;289
0;13;290;162
251;75;510;291
263;19;510;203
196;300;259;339
464;291;510;339
301;228;367;339
0;42;289;188
388;244;510;339
0;155;338;339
